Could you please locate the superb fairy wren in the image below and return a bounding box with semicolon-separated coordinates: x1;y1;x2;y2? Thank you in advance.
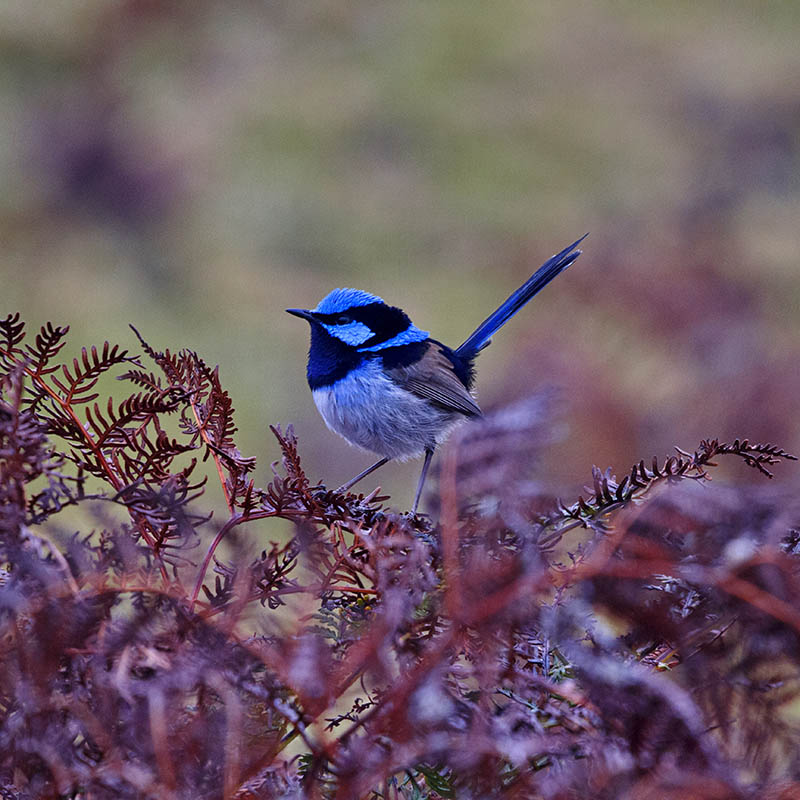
287;235;585;512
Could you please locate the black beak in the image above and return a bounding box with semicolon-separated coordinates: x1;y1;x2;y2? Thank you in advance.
286;308;316;321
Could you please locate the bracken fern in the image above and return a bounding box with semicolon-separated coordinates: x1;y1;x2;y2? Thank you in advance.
0;313;798;799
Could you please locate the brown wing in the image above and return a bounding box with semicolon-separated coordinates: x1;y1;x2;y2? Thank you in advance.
386;344;482;417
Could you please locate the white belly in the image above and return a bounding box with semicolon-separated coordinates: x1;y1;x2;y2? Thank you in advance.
312;360;463;460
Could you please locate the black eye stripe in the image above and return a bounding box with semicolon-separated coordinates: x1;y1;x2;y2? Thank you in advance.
316;302;413;344
318;314;352;325
316;311;360;325
316;306;373;326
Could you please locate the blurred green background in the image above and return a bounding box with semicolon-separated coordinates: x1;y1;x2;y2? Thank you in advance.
2;0;799;504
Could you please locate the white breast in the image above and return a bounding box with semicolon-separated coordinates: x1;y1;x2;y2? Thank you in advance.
312;359;464;460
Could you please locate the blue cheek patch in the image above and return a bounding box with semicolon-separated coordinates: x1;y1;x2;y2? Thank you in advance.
359;324;429;351
323;320;374;346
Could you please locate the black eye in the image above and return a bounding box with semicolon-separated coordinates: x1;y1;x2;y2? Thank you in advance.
335;315;352;325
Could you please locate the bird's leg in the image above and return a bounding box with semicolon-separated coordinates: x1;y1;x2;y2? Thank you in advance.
411;447;435;514
336;457;391;494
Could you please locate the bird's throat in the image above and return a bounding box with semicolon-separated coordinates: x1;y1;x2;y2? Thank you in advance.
306;325;364;389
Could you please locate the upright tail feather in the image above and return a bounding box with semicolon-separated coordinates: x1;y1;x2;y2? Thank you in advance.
455;234;587;359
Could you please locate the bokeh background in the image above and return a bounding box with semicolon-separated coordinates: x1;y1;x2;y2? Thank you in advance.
3;0;799;505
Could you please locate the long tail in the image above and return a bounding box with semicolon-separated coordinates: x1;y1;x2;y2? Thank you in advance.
455;234;587;359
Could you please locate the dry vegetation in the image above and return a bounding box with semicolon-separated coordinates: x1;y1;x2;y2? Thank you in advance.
2;314;799;799
3;4;800;798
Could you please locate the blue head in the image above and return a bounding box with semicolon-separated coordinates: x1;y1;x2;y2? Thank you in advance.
287;289;429;388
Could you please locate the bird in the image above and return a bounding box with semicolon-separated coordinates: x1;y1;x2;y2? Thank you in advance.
287;235;586;513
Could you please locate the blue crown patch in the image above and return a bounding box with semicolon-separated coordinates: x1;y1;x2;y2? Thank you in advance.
315;288;384;314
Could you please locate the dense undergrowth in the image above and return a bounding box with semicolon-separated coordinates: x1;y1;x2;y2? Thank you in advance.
1;313;799;799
